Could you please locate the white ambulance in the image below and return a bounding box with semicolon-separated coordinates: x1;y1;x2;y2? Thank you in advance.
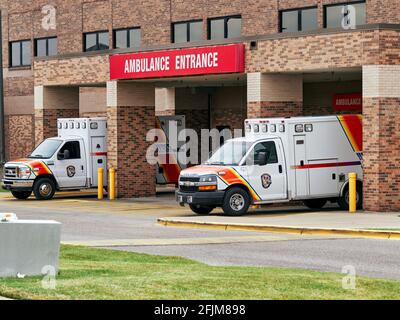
177;115;363;216
2;118;108;200
2;116;185;200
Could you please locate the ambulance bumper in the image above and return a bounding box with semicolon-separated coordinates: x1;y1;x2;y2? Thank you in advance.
2;179;34;191
176;190;225;207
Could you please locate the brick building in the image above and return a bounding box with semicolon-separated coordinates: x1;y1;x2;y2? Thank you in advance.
0;0;399;211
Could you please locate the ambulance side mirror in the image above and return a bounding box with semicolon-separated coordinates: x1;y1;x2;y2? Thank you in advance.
58;149;70;161
255;152;268;166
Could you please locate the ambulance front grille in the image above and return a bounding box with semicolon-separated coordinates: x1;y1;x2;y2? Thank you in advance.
4;166;18;178
179;176;200;193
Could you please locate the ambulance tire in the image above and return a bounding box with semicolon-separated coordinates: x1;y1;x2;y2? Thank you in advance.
338;185;363;211
303;199;328;210
33;178;56;200
189;204;214;215
11;190;32;200
222;187;251;216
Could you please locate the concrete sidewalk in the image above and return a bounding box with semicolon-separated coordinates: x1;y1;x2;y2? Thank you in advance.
163;210;400;229
159;208;400;240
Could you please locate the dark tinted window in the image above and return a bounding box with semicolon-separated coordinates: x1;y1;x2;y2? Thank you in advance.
59;141;81;160
173;21;203;43
10;40;31;67
35;37;58;57
208;16;242;40
325;2;366;28
251;142;278;165
114;28;141;48
84;31;109;52
280;7;318;33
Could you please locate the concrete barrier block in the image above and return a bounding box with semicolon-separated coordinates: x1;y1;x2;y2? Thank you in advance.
0;220;61;278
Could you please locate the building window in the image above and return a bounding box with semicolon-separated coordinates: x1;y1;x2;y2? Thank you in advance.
84;31;109;52
35;37;58;57
324;1;366;29
280;7;318;33
114;28;141;49
208;16;242;40
10;40;31;67
172;20;203;43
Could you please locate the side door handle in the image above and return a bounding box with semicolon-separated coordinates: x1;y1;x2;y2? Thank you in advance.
279;165;283;174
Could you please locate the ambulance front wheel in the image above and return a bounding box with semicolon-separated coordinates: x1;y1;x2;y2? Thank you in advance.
189;204;214;215
33;177;56;200
222;187;251;216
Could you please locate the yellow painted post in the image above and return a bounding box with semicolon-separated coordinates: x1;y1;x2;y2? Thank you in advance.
109;168;116;200
98;168;104;200
349;173;357;213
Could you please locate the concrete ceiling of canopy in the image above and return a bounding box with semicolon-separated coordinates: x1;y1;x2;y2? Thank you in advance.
123;73;246;88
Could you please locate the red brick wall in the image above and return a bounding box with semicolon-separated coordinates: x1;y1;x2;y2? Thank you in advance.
35;108;79;146
107;105;156;198
363;97;400;212
4;115;35;160
248;101;303;118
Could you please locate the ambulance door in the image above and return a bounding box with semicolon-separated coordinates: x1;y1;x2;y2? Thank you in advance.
54;140;87;188
245;139;287;201
91;136;107;187
293;135;309;198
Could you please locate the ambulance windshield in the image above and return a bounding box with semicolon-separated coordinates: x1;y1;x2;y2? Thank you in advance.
205;140;252;166
29;139;63;159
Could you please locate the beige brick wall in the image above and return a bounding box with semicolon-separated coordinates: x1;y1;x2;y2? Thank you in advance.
79;87;107;116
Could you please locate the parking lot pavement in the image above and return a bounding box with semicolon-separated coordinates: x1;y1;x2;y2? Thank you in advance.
1;193;400;280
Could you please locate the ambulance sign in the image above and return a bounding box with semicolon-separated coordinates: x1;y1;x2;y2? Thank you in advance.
109;44;245;80
333;93;363;111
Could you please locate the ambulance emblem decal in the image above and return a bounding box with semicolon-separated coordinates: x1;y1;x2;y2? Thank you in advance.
261;174;272;189
67;166;76;178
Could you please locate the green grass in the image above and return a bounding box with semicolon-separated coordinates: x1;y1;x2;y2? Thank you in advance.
0;187;9;193
0;245;399;300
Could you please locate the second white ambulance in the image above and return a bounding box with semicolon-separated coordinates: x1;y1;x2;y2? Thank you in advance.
177;115;363;215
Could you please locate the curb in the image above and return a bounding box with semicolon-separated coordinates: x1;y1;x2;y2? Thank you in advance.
157;218;400;240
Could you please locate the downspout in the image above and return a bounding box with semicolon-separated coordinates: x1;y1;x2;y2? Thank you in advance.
0;10;5;165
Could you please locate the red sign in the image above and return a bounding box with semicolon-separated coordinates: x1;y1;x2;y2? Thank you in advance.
109;44;245;80
333;93;363;111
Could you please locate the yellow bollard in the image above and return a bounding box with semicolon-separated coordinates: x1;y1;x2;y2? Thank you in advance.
349;173;357;213
109;168;116;200
98;168;104;200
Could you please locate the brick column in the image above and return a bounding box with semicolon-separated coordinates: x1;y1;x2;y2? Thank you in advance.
34;86;79;146
363;65;400;212
107;81;156;198
247;73;303;118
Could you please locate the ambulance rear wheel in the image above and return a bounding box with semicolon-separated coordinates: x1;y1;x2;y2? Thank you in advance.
303;199;328;210
11;190;32;200
33;178;56;200
189;204;214;215
338;185;363;210
222;187;251;216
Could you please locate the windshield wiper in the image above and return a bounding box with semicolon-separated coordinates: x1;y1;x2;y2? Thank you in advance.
29;155;44;159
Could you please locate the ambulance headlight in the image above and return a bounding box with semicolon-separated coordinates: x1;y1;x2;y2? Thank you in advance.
200;175;217;183
17;166;31;179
